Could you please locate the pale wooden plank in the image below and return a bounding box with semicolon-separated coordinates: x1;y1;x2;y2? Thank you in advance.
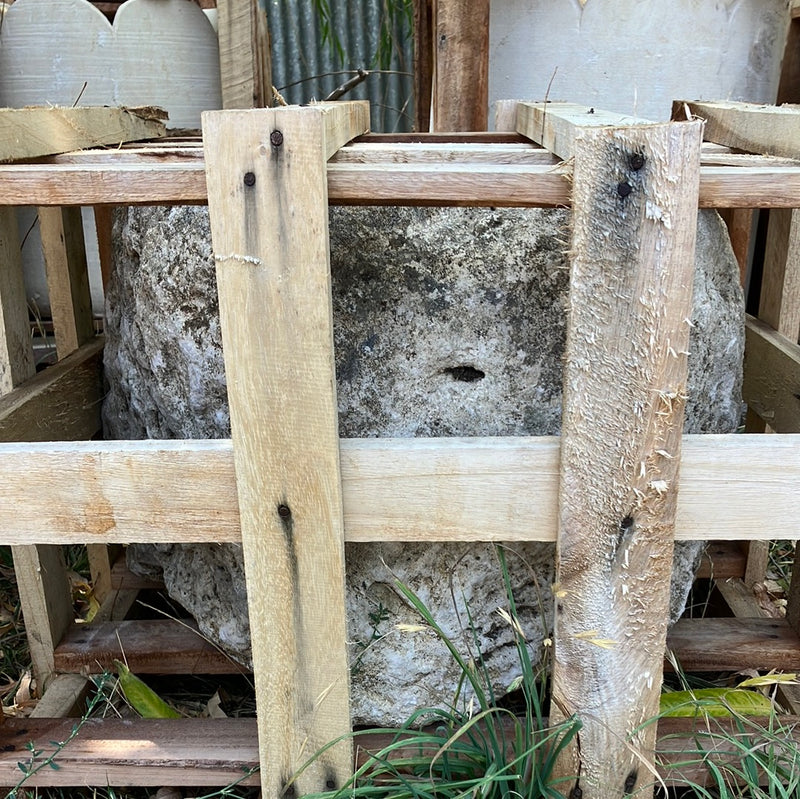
550;119;703;798
0;718;261;787
433;0;490;131
330;142;553;165
0;106;166;162
217;0;272;109
0;336;104;442
0;434;798;546
515;101;653;159
0;206;36;394
39;206;95;358
674;100;800;160
760;208;800;342
11;544;73;691
5;157;800;208
29;673;91;719
494;99;521;132
203;106;357;796
743;315;800;432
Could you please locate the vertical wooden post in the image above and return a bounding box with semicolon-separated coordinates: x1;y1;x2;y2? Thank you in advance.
432;0;490;131
39;206;95;358
1;208;74;693
551;120;703;797
203;101;369;796
413;0;434;131
217;0;272;109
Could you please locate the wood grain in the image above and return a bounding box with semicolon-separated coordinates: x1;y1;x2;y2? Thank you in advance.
0;336;104;442
743;315;800;432
0;434;798;545
433;0;490;131
760;208;800;342
0;106;166;162
39;206;95;357
550;119;703;798
673;100;800;160
203;104;367;796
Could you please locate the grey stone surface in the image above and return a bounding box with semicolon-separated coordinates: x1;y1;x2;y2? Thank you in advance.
105;205;744;726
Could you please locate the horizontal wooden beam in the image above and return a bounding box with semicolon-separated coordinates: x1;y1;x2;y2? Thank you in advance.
0;337;104;442
54;619;247;675
674;100;800;160
0;154;800;207
0;106;166;162
3;713;798;789
667;617;800;671
0;434;797;545
743;315;800;432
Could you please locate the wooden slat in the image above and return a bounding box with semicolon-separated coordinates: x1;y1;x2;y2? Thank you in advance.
433;0;490;131
39;206;95;357
673;100;800;160
696;541;746;580
2;713;797;790
217;0;272;109
0;106;166;162
667;617;800;671
743;315;800;432
53;619;247;675
550;119;703;797
515;101;652;159
203;105;366;796
29;674;91;719
0;336;104;442
0;206;36;394
760;208;800;342
3;157;800;208
413;0;434;132
0;718;261;787
0;434;798;546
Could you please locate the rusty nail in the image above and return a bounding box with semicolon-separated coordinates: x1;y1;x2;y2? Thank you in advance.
243;171;256;187
277;504;291;519
629;152;645;171
270;129;284;147
617;181;632;198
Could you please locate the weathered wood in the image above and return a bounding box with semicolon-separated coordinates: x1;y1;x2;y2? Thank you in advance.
715;578;778;620
516;101;652;159
0;718;261;787
673;100;800;160
743;315;800;432
743;540;771;588
550;119;703;798
696;541;746;580
433;0;490;131
4;153;800;207
0;336;104;442
759;208;800;342
0;434;798;546
718;207;754;287
0;106;166;162
11;544;73;691
667;617;800;671
413;0;434;131
217;0;272;109
203;103;368;796
0;206;36;394
29;673;91;719
39;206;95;357
54;619;247;675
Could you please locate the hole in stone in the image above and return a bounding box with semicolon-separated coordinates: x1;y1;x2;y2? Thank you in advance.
444;365;485;383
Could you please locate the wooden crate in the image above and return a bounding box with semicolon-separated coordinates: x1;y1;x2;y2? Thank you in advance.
0;99;799;797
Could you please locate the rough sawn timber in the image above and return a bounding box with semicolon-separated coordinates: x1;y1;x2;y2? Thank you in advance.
546;111;704;797
0;105;166;162
202;102;369;797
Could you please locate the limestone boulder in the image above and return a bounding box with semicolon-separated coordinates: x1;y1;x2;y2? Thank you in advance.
105;205;744;725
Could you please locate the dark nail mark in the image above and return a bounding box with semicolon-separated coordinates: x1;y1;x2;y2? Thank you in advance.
570;783;583;799
243;171;256;187
444;365;485;383
325;772;338;790
620;516;634;532
278;504;291;520
617;181;632;198
629;152;646;171
624;770;638;795
282;782;297;799
270;129;284;147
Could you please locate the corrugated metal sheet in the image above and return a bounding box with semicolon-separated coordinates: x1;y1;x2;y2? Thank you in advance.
267;0;413;132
